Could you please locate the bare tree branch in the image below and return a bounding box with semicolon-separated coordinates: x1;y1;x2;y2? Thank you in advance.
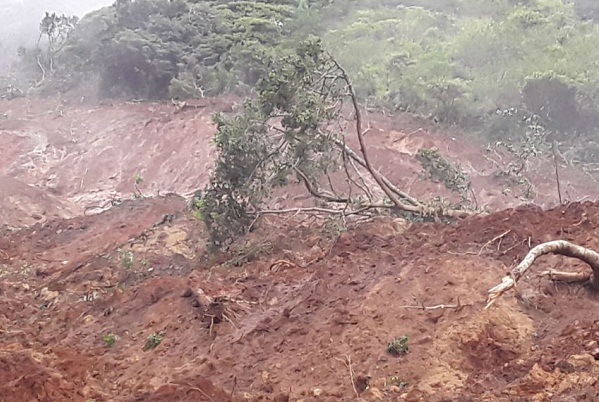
342;145;374;202
257;204;392;217
331;137;421;209
485;240;599;309
332;58;414;212
293;166;350;203
552;140;563;204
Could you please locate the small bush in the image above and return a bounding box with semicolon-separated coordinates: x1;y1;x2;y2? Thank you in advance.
143;331;164;351
102;333;117;347
417;148;471;203
387;335;409;356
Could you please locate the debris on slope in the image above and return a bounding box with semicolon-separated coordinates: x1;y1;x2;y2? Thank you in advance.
1;195;599;401
2;95;599;400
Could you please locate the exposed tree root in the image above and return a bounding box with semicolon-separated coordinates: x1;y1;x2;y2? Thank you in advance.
399;300;467;311
538;270;591;283
485;240;599;309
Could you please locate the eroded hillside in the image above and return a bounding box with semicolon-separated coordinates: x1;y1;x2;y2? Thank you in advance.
1;96;599;401
1;95;597;227
2;195;599;401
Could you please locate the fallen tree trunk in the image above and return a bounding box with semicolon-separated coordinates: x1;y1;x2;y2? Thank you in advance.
331;137;421;207
485;240;599;309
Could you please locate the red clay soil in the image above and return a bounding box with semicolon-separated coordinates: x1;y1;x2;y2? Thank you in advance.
0;96;237;227
2;196;599;401
2;96;599;401
1;95;597;227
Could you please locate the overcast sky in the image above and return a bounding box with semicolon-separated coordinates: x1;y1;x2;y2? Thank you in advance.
1;0;114;71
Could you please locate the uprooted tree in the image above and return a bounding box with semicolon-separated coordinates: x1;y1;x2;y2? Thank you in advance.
486;240;599;309
197;39;474;248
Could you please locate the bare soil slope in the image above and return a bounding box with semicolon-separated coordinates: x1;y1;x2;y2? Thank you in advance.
0;96;235;226
1;96;597;227
2;196;599;401
1;96;599;401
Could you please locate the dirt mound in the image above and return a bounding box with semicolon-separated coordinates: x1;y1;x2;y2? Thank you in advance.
2;193;599;401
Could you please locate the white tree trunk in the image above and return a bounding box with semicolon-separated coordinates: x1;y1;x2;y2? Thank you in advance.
486;240;599;309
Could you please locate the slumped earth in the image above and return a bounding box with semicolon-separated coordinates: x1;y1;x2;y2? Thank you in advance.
1;96;599;401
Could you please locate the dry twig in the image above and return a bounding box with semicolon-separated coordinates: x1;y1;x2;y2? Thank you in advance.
399;299;466;311
345;355;360;399
552;140;563;204
478;230;511;255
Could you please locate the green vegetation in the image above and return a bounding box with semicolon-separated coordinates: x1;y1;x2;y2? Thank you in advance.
143;331;164;351
197;38;450;248
118;249;134;270
324;0;599;139
198;39;352;247
416;148;471;203
10;0;597;141
102;332;117;347
133;172;144;198
32;0;305;99
387;335;409;356
385;375;408;389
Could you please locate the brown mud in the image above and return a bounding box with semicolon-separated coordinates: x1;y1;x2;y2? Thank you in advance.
1;96;599;401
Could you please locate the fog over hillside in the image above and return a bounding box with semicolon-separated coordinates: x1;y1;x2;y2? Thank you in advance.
0;0;113;71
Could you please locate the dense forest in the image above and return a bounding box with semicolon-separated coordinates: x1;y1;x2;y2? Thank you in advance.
7;0;599;154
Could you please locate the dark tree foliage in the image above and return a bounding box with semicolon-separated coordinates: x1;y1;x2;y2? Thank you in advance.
16;0;599;153
522;75;599;136
47;0;313;98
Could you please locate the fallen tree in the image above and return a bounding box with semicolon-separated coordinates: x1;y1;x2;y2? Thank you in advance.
485;240;599;309
197;39;477;248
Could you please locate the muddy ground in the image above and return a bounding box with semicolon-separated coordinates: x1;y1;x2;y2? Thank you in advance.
1;96;599;401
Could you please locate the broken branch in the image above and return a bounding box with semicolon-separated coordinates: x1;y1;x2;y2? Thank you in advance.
538;269;591;283
293;166;349;203
331;136;421;209
478;230;511;255
399;303;465;311
333;59;419;213
485;240;599;309
257;205;391;216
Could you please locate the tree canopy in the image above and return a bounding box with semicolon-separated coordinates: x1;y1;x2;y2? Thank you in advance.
11;0;594;143
5;0;599;168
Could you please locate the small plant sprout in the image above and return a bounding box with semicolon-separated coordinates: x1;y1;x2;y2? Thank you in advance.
143;331;164;351
133;172;144;198
118;249;134;270
102;333;117;347
386;376;408;388
134;173;144;186
387;335;409;356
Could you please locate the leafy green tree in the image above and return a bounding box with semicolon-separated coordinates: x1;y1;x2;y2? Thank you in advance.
199;39;348;246
198;39;468;248
37;0;302;99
